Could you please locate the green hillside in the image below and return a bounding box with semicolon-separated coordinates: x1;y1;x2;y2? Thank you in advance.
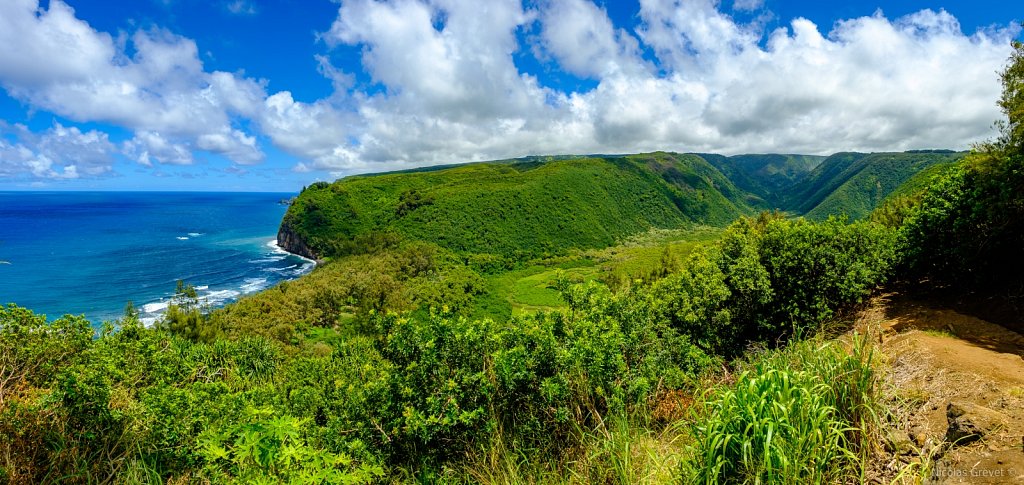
789;151;964;220
878;158;960;202
281;152;752;259
281;150;962;262
700;153;825;207
783;152;869;213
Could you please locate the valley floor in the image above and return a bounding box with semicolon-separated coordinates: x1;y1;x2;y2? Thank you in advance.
857;294;1024;483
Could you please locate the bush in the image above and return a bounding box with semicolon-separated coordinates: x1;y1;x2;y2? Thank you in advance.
369;311;494;464
650;215;895;356
0;304;92;398
198;408;383;484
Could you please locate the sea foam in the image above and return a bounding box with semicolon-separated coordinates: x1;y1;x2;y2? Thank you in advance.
142;301;169;313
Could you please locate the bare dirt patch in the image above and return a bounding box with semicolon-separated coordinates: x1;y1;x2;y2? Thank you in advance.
857;293;1024;483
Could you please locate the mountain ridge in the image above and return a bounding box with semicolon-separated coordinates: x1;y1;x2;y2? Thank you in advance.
280;150;964;260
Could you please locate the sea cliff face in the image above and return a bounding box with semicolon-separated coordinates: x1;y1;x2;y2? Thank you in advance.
277;220;318;261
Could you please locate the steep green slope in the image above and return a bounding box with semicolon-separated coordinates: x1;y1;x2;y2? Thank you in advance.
701;153;825;207
784;152;870;213
868;160;962;227
281;152;751;259
878;159;960;202
785;151;964;220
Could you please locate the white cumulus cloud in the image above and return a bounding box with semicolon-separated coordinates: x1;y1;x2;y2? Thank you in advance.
124;131;194;166
0;122;116;178
264;0;1018;175
0;0;266;165
0;0;1019;180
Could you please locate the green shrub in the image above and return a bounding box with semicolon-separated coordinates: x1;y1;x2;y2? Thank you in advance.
896;42;1024;297
369;311;494;463
649;215;895;356
0;304;92;396
198;407;384;484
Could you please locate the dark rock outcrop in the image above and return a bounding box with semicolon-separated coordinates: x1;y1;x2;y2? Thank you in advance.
945;402;1007;446
277;220;318;261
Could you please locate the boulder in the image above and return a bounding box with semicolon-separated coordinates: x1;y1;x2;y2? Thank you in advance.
944;402;1008;446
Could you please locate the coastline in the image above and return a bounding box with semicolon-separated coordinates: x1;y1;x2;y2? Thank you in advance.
275;220;322;262
0;192;313;329
267;238;322;266
136;238;316;327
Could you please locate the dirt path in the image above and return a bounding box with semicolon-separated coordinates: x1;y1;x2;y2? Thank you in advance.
857;294;1024;483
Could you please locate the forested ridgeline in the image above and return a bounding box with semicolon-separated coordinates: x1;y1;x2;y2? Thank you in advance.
279;149;960;262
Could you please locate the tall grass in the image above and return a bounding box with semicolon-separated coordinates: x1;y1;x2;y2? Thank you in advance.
566;413;687;484
681;335;879;484
466;411;688;485
461;335;881;484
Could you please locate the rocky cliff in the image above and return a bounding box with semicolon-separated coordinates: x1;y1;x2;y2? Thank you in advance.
276;220;319;261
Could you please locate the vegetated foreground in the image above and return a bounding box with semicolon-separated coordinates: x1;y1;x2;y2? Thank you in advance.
0;216;898;484
1;41;1022;485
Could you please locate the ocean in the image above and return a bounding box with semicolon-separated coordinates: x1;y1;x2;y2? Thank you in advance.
0;192;314;326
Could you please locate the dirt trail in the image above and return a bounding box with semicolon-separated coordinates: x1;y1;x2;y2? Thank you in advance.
857;294;1024;483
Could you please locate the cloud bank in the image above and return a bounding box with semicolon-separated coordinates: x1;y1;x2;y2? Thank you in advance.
0;0;1019;179
0;122;116;179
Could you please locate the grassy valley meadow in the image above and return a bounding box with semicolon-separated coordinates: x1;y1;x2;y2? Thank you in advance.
2;40;1023;485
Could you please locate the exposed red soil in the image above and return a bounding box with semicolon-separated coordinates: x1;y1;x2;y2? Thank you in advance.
857;294;1024;484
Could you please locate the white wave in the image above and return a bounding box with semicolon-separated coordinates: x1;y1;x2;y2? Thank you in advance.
203;289;241;305
142;301;169;313
266;238;287;254
188;232;203;237
239;278;269;294
132;242;318;324
277;262;314;278
205;289;240;298
248;256;287;264
266;238;317;264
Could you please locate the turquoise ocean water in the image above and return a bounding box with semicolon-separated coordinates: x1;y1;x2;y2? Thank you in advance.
0;192;313;326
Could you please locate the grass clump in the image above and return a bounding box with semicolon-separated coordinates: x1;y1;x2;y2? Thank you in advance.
682;336;879;484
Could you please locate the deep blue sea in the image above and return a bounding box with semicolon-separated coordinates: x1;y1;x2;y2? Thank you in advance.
0;192;314;326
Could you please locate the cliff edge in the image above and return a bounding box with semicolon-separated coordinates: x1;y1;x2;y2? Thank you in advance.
277;220;319;261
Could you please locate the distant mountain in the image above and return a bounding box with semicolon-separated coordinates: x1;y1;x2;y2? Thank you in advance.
280;152;752;259
792;151;965;220
699;153;825;207
876;158;960;203
702;150;965;220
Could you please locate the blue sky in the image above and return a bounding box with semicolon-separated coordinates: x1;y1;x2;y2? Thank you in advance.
0;0;1020;191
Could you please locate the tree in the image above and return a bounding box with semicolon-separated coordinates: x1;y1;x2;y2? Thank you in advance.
996;40;1024;153
162;280;217;342
898;40;1024;292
